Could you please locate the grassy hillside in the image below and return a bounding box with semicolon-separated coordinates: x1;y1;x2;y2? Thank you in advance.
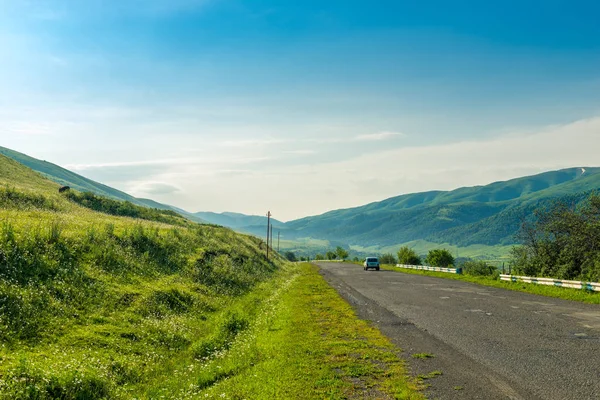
0;154;421;399
284;167;600;248
0;153;284;398
0;146;206;224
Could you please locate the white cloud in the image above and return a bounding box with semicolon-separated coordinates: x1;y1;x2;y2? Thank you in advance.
282;149;317;155
218;138;289;147
130;181;181;196
354;131;405;141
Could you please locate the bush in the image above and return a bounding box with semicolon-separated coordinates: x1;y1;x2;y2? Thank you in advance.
64;191;186;226
511;193;600;281
0;185;58;211
379;253;397;265
284;251;297;262
462;261;498;277
425;249;455;268
397;246;421;265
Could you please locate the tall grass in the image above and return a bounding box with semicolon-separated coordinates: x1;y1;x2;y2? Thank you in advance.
0;178;283;398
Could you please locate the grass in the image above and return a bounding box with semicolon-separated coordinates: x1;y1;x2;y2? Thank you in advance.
380;264;600;304
0;155;422;398
411;353;435;360
201;263;424;399
416;371;442;381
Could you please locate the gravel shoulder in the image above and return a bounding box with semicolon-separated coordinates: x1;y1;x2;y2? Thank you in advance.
316;262;600;400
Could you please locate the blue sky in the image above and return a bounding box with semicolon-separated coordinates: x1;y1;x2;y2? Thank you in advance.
1;0;600;220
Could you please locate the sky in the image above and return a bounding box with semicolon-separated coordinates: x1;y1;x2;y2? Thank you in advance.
1;0;600;221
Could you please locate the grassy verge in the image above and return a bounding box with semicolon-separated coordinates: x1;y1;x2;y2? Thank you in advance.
380;264;600;304
196;263;424;399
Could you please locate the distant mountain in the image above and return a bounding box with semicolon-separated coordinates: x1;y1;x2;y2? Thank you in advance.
283;167;600;247
194;211;285;230
0;146;206;224
5;145;599;252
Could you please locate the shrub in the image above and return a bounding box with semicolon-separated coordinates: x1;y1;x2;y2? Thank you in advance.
0;185;58;211
64;190;186;226
425;249;455;268
284;251;297;262
379;253;397;265
397;246;421;265
462;260;498;277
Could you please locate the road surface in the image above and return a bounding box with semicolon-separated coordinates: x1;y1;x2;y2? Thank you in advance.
316;262;600;400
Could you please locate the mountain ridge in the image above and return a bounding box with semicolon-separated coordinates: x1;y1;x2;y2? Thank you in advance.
3;145;599;252
0;146;207;223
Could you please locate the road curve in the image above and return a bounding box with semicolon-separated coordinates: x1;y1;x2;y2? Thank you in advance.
316;262;600;400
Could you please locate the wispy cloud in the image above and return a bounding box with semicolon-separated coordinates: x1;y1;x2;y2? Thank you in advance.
354;131;405;141
130;181;181;196
218;138;289;147
3;122;55;136
283;149;317;155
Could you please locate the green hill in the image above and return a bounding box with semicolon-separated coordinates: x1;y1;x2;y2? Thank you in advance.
283;167;600;249
0;146;206;223
0;153;287;398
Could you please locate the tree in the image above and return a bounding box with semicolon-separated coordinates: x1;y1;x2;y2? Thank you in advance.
335;246;349;261
425;249;455;268
284;251;297;262
397;246;421;265
326;251;337;260
510;193;600;280
315;254;324;260
380;253;397;265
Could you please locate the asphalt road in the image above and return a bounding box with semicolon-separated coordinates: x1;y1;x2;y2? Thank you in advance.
316;262;600;400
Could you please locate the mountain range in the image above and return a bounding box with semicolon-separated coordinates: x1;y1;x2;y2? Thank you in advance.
2;146;599;255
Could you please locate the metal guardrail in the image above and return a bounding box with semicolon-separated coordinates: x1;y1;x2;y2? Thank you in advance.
500;275;600;291
396;264;462;274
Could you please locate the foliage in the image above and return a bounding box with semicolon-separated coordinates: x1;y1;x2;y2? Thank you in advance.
63;190;188;226
0;185;59;211
397;246;421;265
379;253;397;265
461;260;498;277
425;249;455;268
284;251;297;262
335;246;349;261
325;251;337;260
510;193;600;281
315;254;324;260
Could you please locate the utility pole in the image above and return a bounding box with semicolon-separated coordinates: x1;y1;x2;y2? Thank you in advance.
266;211;271;260
270;224;273;253
277;231;280;252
